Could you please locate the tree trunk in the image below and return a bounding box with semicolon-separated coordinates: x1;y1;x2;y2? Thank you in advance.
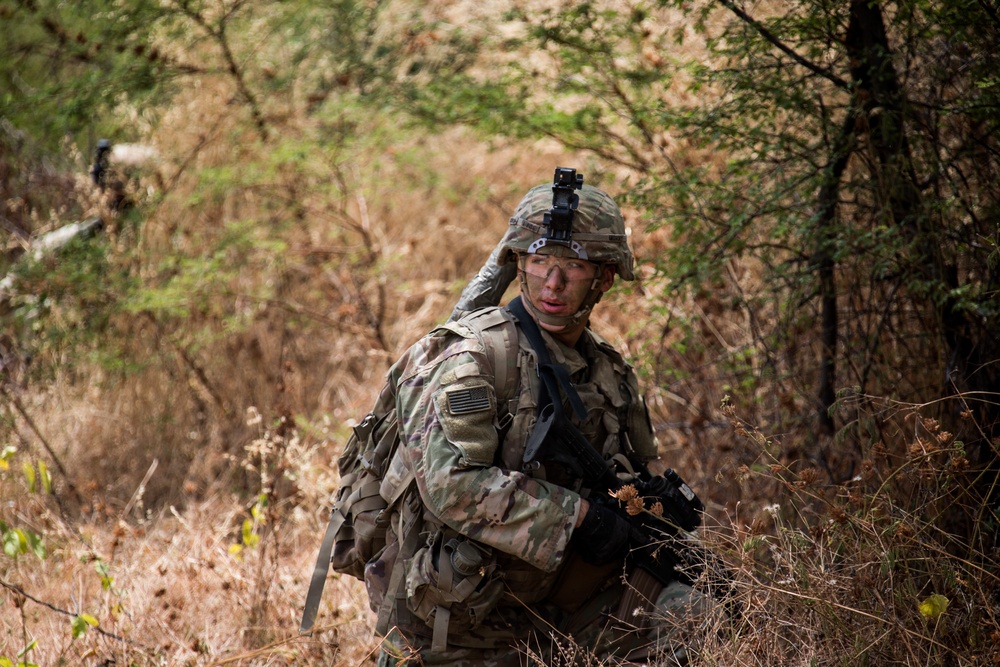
814;109;857;435
847;0;1000;544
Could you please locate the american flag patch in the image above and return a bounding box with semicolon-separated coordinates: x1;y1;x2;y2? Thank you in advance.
447;386;491;414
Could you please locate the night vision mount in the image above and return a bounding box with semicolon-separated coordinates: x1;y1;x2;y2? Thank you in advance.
528;167;588;259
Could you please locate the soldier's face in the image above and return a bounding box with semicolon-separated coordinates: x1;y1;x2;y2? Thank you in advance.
520;253;614;338
522;253;598;316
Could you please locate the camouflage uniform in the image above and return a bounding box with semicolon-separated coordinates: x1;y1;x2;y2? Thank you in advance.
368;178;714;665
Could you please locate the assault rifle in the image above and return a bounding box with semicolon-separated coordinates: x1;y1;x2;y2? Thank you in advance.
523;401;707;588
508;294;730;597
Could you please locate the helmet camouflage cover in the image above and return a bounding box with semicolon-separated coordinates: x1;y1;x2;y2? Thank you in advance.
497;182;635;281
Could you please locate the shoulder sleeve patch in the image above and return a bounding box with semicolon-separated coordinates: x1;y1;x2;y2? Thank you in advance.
434;379;498;468
447;385;491;414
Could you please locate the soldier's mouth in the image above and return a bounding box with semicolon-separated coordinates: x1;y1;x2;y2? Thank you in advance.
540;299;568;314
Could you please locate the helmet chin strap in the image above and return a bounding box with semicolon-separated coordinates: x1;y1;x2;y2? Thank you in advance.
516;261;606;332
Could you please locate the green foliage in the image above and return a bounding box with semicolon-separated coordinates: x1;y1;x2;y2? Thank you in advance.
5;234;139;383
21;460;35;493
0;442;109;653
94;559;114;591
0;0;173;152
230;494;267;558
70;613;99;639
0;448;49;561
1;522;45;560
0;638;39;667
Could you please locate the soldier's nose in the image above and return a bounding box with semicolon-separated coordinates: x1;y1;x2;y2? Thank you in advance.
544;266;567;289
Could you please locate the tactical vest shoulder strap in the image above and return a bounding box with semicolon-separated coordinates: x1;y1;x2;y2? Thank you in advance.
587;331;659;462
588;329;628;374
462;307;520;409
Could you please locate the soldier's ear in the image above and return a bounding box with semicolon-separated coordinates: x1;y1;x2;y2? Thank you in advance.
599;265;615;292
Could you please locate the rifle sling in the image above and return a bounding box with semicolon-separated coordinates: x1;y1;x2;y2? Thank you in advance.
507;296;586;423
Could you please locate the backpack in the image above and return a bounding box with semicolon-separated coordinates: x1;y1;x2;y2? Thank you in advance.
299;309;519;634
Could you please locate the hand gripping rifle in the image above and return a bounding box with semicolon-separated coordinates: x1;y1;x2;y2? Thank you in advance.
509;296;733;601
524;398;706;588
528;397;737;606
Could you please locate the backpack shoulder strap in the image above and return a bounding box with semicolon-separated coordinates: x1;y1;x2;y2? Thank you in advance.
461;307;520;406
301;410;391;633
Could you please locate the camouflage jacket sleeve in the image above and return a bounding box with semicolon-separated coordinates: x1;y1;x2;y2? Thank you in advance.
393;325;582;573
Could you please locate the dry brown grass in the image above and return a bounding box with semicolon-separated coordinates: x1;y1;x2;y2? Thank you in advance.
3;2;997;665
1;490;379;665
0;111;709;664
4;377;998;665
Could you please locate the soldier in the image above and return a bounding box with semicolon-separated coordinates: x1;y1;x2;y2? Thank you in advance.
370;170;715;666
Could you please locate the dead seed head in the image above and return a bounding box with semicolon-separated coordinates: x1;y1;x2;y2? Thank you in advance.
829;506;848;524
613;484;639;503
798;467;821;485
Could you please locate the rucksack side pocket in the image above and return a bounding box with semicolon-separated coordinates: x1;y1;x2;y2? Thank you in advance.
404;531;504;651
330;410;398;579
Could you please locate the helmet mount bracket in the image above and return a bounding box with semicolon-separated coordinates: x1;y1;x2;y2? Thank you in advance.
538;167;584;250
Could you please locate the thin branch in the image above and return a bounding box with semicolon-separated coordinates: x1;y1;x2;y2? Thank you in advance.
717;0;851;91
0;577;152;650
165;0;268;141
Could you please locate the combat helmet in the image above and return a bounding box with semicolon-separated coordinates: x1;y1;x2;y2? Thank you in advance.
498;172;634;280
497;167;634;329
